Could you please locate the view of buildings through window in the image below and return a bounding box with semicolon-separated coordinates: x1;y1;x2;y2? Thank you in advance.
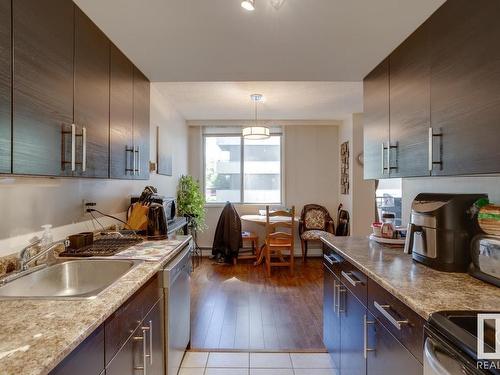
204;135;281;203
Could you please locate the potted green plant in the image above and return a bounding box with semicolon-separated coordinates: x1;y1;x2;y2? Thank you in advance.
176;175;206;231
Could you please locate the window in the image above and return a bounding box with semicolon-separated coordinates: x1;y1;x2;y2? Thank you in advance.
204;133;282;204
376;178;402;225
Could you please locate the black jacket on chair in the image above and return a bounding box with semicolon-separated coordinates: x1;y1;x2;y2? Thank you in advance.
212;202;242;262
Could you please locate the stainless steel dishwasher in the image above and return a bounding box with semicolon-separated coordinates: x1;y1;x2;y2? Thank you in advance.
161;239;192;375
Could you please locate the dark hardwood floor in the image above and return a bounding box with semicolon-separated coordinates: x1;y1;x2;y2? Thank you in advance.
190;257;325;352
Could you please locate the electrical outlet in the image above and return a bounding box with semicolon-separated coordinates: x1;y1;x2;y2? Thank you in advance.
82;199;97;216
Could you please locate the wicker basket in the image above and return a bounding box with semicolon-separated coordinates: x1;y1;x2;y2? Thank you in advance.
478;204;500;236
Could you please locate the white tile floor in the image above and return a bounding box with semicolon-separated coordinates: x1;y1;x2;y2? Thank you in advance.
180;352;337;375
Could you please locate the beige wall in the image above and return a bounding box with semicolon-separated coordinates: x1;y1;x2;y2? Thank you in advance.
0;84;187;255
401;175;500;224
188;122;341;253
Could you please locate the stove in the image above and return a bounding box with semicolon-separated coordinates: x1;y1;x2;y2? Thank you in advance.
59;236;143;257
425;311;500;375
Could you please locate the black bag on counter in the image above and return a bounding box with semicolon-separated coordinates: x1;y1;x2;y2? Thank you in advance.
211;202;242;263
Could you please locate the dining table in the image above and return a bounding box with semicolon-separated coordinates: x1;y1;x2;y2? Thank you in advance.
240;214;300;265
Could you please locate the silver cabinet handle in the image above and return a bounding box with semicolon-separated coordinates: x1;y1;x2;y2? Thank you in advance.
341;271;362;287
363;314;376;359
133;144;137;176
136;146;141;176
148;320;153;365
332;278;337;313
373;300;409;330
125;145;134;174
71;123;76;171
133;326;150;374
428;127;443;172
337;285;346;317
381;142;385;174
388;143;398;171
82;127;87;172
323;254;340;265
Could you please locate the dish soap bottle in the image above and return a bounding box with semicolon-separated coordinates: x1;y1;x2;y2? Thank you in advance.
40;224;53;249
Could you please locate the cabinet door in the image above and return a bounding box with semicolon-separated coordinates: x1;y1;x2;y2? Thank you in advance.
13;0;74;176
366;312;422;375
363;58;390;180
323;265;341;368
340;284;366;375
74;7;110;178
0;0;11;174
106;323;145;375
430;0;500;176
110;44;134;179
133;67;150;180
389;21;430;178
143;299;165;375
49;324;105;375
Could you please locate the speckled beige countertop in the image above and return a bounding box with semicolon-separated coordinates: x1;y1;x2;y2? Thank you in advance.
0;235;191;375
321;234;500;320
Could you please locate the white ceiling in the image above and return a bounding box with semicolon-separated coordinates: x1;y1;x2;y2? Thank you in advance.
74;0;445;82
154;82;362;120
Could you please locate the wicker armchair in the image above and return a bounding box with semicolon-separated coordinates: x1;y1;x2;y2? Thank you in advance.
298;204;334;262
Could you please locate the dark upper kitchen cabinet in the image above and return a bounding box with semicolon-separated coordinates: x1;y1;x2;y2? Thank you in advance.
364;0;500;179
0;0;11;174
74;7;110;178
12;0;74;176
363;58;390;180
429;0;500;176
110;45;134;179
389;21;430;178
133;67;150;180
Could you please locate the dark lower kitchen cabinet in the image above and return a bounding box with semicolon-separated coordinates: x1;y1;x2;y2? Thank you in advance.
133;67;150;180
49;324;105;375
145;299;165;374
323;265;341;368
340;286;366;375
366;312;422;375
0;0;11;174
323;244;423;375
106;299;164;375
389;21;430;178
110;45;134;179
73;7;110;178
12;0;74;176
363;58;390;180
430;0;500;176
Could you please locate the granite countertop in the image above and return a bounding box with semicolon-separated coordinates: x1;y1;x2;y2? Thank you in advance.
321;234;500;320
0;235;191;375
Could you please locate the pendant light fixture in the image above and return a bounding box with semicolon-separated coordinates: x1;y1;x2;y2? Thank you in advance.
241;0;255;11
242;94;270;140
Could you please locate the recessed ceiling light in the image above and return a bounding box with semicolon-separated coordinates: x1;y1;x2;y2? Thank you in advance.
241;0;255;11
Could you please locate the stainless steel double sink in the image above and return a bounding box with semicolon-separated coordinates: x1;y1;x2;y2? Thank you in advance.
0;259;141;299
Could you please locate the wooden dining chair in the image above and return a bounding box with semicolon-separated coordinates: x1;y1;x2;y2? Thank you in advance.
264;205;295;277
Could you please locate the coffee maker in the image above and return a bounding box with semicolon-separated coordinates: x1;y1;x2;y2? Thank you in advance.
404;193;487;272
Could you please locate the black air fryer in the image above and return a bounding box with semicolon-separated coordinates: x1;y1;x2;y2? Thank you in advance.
405;193;487;272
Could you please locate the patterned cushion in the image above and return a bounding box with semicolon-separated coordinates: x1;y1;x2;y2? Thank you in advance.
301;229;329;240
304;209;326;229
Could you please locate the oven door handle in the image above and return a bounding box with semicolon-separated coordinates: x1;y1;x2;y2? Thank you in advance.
424;338;455;375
